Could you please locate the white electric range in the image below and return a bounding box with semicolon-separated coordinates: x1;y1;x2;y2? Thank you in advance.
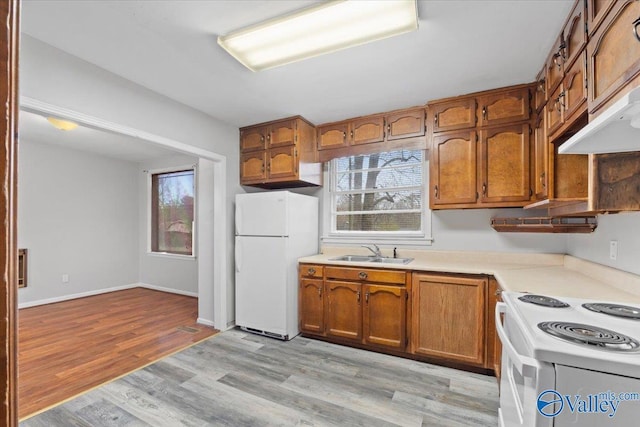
497;291;640;427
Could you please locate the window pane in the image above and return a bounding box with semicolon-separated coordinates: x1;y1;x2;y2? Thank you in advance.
336;212;422;232
335;190;422;212
332;149;423;234
335;165;422;191
152;170;194;255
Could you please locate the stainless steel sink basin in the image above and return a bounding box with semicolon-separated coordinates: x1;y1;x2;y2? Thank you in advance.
330;255;413;264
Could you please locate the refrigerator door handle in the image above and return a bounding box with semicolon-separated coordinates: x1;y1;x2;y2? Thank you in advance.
235;239;242;273
235;202;242;236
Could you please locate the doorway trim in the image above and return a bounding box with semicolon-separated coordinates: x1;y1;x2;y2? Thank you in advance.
20;96;228;329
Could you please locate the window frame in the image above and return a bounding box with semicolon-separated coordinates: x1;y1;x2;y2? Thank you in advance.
322;150;433;246
147;165;197;259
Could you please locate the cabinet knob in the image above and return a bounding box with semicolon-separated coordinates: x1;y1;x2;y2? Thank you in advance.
357;291;361;302
482;106;487;120
308;267;316;275
634;18;640;42
318;287;322;297
365;292;370;303
482;183;487;195
434;185;439;199
358;271;368;280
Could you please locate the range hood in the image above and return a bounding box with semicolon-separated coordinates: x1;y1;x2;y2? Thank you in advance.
559;86;640;154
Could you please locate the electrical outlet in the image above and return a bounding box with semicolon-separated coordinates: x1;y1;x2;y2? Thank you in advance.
609;241;618;260
62;274;69;283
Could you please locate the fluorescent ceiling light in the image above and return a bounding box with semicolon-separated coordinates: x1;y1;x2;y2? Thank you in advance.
217;0;419;72
46;117;78;131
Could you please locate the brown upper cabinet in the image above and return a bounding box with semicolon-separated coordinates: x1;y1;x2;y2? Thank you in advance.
545;35;566;95
239;116;321;188
351;115;385;145
428;83;534;209
546;51;588;139
317;107;427;162
430;98;477;133
586;0;617;36
562;0;587;70
318;107;425;149
479;124;531;203
587;0;640;116
534;66;547;112
477;87;531;127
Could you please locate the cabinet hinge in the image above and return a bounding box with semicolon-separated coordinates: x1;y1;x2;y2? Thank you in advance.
584;22;588;36
529;126;533;135
406;337;409;346
476;191;479;200
405;292;409;300
475;133;478;143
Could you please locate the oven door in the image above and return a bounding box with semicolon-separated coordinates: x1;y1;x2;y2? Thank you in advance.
496;302;555;427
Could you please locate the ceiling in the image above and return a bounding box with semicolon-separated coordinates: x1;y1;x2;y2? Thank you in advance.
21;0;575;128
19;111;181;162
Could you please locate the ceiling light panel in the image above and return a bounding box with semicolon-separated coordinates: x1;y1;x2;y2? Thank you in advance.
218;0;418;72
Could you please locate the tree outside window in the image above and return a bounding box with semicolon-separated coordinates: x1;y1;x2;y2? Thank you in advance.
151;169;195;255
331;150;423;233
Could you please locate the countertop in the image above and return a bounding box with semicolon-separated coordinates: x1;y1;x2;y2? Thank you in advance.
299;247;640;303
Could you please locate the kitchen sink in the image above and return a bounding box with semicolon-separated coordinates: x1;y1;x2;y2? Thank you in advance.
330;255;413;264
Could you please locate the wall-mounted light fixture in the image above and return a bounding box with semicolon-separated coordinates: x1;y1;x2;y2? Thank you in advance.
217;0;419;72
46;117;79;131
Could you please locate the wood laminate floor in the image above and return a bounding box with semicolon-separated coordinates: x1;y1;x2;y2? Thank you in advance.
21;329;499;426
18;288;218;420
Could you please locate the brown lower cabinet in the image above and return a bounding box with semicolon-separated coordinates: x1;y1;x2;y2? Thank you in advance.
299;264;500;374
411;273;487;366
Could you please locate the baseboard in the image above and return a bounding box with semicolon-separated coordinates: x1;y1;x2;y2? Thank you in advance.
196;317;215;327
18;282;200;309
138;283;198;298
18;283;139;309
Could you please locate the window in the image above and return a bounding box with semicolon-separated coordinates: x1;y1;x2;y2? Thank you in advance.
327;149;430;242
151;169;195;256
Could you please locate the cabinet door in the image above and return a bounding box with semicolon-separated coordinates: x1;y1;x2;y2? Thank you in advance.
385;108;425;140
325;281;362;341
479;124;530;203
363;284;406;349
533;107;549;200
411;273;487;365
240;125;268;152
547;84;565;136
317;122;349;150
299;279;324;335
587;0;616;36
587;0;640;115
267;146;297;180
240;151;266;184
486;278;502;377
546;36;565;94
351;116;384;145
430;130;477;207
563;51;588;123
478;87;530;127
562;0;587;70
430;98;476;133
534;66;547;112
269;120;296;148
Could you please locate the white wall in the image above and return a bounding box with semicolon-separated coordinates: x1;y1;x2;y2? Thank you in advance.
567;212;640;275
17;140;139;305
21;35;241;325
138;155;199;295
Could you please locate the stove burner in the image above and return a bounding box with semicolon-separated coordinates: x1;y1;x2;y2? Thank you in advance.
582;303;640;320
538;321;640;352
518;294;569;308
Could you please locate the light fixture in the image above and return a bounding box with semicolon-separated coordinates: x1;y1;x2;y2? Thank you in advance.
217;0;419;72
46;117;79;131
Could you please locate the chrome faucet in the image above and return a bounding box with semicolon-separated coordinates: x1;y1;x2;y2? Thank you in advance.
362;244;383;258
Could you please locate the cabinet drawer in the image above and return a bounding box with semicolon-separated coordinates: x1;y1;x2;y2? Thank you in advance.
325;267;406;284
300;264;324;279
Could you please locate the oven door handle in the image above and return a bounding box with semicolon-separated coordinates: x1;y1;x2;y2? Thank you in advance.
495;302;540;374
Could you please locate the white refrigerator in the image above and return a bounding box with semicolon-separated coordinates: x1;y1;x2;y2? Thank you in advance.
235;191;318;340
